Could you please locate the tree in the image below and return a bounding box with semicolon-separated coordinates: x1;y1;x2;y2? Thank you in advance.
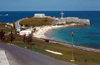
0;29;5;41
9;31;15;43
26;31;34;48
23;31;34;48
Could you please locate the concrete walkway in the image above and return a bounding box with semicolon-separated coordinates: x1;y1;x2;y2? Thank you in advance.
0;50;10;65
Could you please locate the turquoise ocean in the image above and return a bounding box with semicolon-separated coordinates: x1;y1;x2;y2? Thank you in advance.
0;11;100;49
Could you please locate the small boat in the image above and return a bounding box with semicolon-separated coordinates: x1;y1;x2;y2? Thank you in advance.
5;14;8;16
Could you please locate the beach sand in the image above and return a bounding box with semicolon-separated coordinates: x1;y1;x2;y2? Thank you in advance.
33;23;78;39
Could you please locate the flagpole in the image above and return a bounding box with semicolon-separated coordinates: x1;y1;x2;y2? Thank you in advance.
71;32;75;62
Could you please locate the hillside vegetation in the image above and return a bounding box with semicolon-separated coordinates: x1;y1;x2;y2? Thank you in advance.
19;17;53;27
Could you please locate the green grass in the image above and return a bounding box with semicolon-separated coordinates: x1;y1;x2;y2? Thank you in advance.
11;38;100;65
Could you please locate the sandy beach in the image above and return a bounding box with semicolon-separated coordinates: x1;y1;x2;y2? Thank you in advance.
33;23;79;39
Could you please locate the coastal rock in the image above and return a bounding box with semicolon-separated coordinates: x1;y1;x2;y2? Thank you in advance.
54;17;90;25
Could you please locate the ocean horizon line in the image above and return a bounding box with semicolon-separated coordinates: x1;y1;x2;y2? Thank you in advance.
1;10;100;12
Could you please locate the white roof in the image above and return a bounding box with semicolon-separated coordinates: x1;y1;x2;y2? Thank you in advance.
34;13;46;17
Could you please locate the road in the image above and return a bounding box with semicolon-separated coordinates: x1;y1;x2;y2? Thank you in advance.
0;43;76;65
15;18;28;32
15;19;21;30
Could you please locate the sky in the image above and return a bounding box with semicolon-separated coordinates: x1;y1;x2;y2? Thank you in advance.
0;0;100;11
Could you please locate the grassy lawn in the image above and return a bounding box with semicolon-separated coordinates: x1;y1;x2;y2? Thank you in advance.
11;38;100;65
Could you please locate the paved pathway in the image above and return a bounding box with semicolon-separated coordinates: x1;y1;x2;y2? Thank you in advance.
0;50;10;65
